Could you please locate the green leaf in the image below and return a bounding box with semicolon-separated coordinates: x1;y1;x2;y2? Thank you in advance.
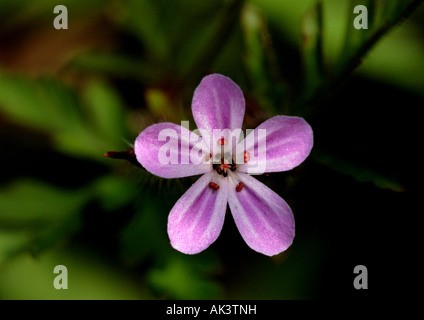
0;72;128;163
0;179;89;228
53;127;113;164
0;231;31;267
0;179;90;260
0;74;78;132
148;254;223;299
90;175;137;211
69;52;156;82
0;248;152;299
82;80;127;145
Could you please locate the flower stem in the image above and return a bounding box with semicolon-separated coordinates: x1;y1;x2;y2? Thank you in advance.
104;149;143;169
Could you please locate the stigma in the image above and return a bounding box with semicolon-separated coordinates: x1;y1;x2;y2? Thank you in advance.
213;161;237;177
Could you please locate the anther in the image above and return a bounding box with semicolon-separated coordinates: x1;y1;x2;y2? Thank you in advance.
209;182;220;190
244;151;250;163
218;137;227;145
235;182;244;192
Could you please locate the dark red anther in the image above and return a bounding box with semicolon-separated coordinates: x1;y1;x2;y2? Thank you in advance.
209;182;220;190
235;182;244;192
244;151;250;163
218;137;227;145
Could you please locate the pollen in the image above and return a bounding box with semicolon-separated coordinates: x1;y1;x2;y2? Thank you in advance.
209;182;220;190
235;182;244;192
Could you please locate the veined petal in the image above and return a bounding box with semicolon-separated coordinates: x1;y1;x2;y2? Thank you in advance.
228;172;295;256
168;172;228;254
134;122;211;178
192;74;245;137
237;115;313;174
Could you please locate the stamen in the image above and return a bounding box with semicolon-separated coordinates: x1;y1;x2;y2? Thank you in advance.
244;151;250;163
218;137;227;145
209;182;220;190
212;150;237;176
235;182;244;192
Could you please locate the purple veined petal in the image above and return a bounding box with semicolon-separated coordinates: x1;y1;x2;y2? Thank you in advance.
192;74;245;138
168;171;229;254
134;122;211;179
237;115;313;174
227;172;295;256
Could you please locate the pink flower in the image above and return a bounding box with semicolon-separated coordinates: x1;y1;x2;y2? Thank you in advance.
134;74;313;256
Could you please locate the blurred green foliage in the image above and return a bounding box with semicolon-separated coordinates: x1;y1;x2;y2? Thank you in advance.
0;0;422;299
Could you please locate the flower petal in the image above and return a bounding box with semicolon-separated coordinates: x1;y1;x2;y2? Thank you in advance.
168;172;228;254
192;74;245;135
134;122;211;178
228;172;295;256
237;115;313;174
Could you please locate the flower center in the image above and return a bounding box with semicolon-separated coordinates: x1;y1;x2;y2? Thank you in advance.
212;144;237;177
210;137;247;192
212;156;237;177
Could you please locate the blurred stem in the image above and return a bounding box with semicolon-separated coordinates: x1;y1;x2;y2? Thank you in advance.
300;0;324;103
295;0;423;112
179;0;245;82
339;0;375;63
335;0;422;84
242;3;288;114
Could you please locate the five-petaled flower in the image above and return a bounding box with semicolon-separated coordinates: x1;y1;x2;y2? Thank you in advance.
134;74;313;256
